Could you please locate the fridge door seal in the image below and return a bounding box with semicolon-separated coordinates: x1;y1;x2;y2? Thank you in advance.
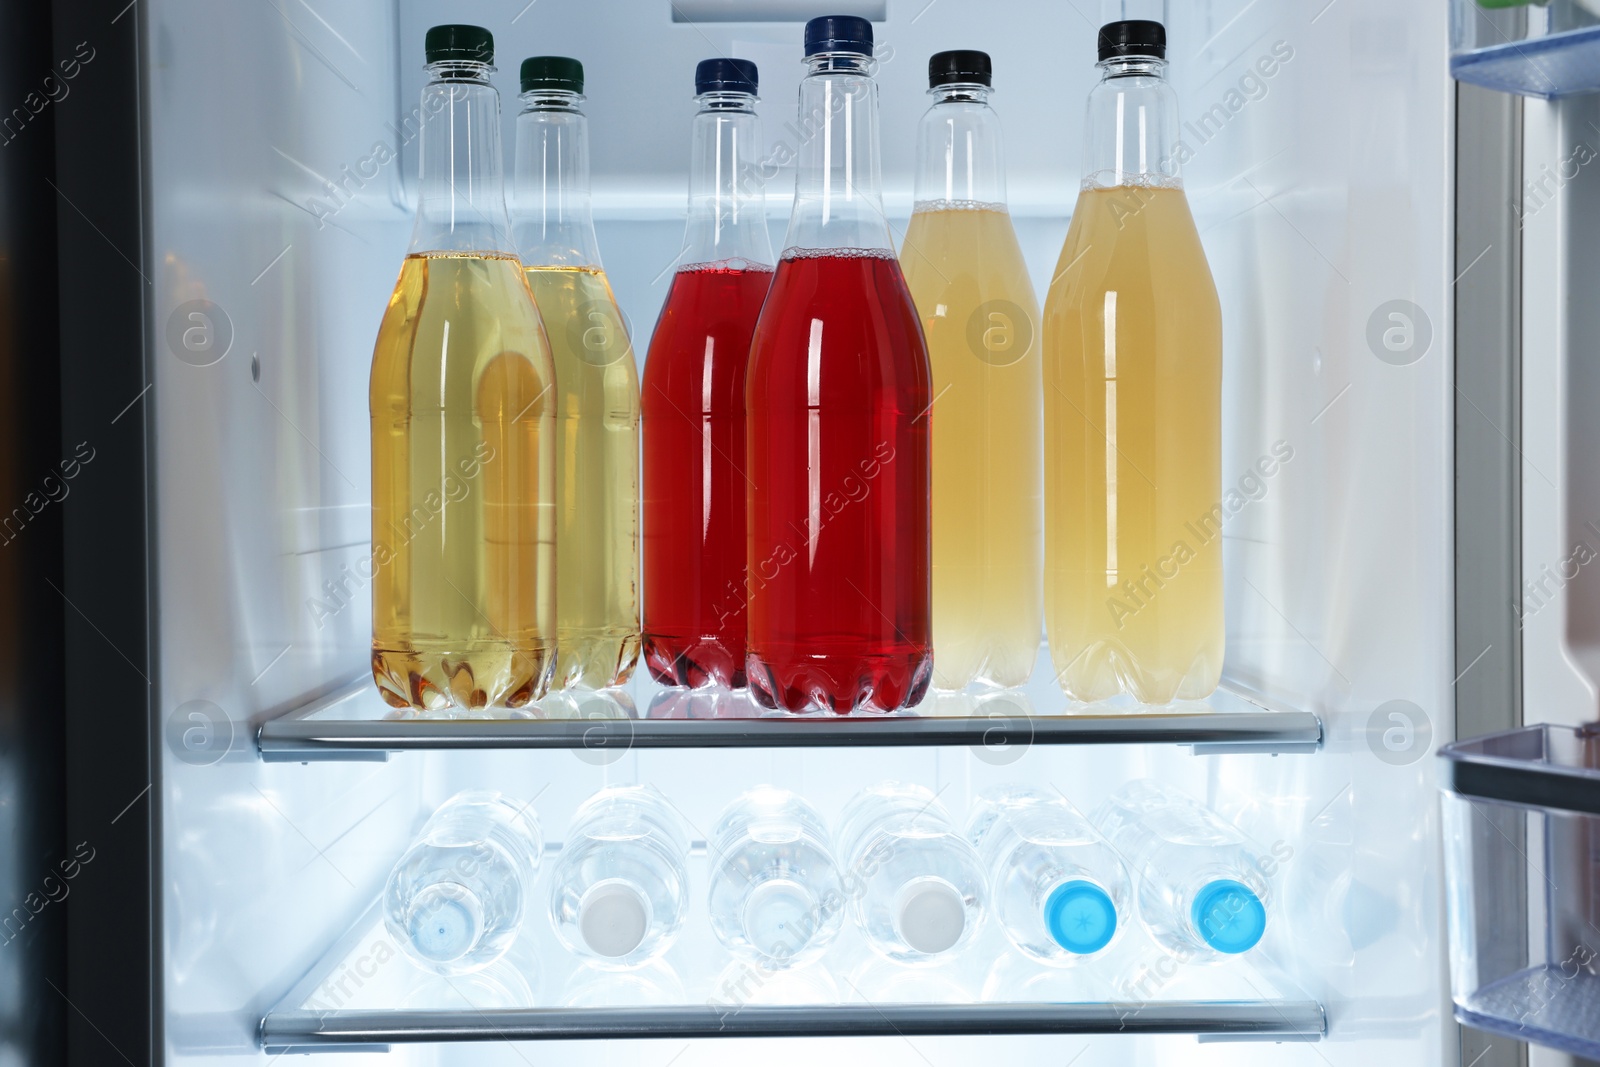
54;1;161;1065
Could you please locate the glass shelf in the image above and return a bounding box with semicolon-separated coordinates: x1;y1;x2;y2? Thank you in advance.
255;670;1322;761
261;1000;1328;1049
257;899;1327;1051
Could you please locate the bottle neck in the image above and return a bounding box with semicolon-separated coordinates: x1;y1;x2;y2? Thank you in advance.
409;62;513;255
912;84;1007;209
1082;55;1182;190
783;52;893;257
512;90;602;269
682;93;774;270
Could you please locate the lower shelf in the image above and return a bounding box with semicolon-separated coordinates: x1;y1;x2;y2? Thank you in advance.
257;899;1326;1050
261;999;1328;1048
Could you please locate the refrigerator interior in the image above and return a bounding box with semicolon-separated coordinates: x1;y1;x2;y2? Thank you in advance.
145;0;1452;1064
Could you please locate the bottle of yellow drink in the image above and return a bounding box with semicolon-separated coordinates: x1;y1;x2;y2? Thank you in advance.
512;57;641;689
1042;20;1223;705
370;26;558;715
900;50;1042;690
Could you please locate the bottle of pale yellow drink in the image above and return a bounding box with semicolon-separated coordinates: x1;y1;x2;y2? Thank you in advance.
1042;20;1223;705
370;26;558;715
900;50;1042;690
512;57;641;689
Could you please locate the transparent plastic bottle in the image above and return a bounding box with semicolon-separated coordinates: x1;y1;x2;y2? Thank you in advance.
707;786;843;968
400;929;539;1011
967;786;1130;963
512;56;641;690
836;782;986;962
1041;20;1223;704
370;25;558;714
745;16;933;714
1095;779;1270;960
641;59;775;690
900;50;1043;692
383;790;543;975
549;784;689;967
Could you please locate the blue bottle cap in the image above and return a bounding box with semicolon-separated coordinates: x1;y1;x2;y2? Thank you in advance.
407;882;483;963
696;57;758;95
804;15;874;57
1044;880;1117;955
1191;879;1266;954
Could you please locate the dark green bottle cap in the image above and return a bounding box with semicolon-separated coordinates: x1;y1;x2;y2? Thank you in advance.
521;56;584;94
425;24;494;65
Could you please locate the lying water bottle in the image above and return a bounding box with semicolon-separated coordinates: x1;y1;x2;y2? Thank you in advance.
968;786;1130;962
837;782;986;962
1095;779;1271;960
383;790;543;975
708;786;843;967
550;784;690;967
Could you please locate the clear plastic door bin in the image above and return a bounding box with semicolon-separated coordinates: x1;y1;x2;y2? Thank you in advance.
1450;0;1600;97
1440;724;1600;1057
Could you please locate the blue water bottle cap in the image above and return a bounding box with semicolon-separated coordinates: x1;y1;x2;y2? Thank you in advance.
804;15;874;57
407;881;484;963
1044;880;1117;955
1191;879;1266;954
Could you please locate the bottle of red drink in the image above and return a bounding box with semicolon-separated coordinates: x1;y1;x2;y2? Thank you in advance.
745;16;933;714
642;58;775;689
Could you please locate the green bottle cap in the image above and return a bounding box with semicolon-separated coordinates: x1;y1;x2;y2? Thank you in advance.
521;56;585;94
425;24;493;66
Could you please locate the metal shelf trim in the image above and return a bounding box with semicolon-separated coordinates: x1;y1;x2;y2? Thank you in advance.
261;1000;1328;1047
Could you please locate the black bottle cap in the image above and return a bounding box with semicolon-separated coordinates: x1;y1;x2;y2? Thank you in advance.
804;15;874;57
696;57;759;94
928;49;992;88
425;24;494;65
521;55;584;94
1097;20;1166;61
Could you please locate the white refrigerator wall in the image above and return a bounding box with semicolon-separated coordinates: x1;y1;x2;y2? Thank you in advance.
147;0;1453;1064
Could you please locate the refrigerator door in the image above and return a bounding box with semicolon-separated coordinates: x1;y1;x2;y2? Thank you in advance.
1514;44;1600;1067
55;0;1455;1064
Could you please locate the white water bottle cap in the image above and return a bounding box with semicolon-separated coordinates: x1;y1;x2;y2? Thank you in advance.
895;877;966;955
579;881;650;958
